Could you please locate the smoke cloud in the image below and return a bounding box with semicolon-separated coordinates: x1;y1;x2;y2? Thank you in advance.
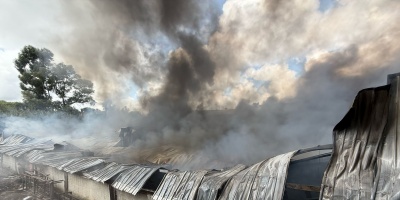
2;0;400;169
1;109;140;151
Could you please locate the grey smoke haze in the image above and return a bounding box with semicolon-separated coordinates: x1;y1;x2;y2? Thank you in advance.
1;108;140;151
1;0;400;169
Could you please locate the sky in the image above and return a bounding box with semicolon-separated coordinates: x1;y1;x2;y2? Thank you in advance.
1;0;398;108
1;0;400;168
0;1;64;101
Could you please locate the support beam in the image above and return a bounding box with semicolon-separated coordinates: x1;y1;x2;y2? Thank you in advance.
286;183;321;192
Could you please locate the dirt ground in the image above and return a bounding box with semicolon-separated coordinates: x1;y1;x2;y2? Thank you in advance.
0;167;47;200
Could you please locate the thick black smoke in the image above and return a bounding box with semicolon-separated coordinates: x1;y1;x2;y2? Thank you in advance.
57;0;226;166
4;0;400;169
73;0;220;143
57;0;220;103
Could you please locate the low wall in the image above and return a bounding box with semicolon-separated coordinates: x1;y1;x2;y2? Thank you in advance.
116;190;151;200
2;154;16;171
68;173;110;200
37;165;66;192
1;157;152;200
1;152;157;200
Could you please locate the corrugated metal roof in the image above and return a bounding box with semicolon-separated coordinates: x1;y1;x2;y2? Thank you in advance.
62;157;105;174
0;134;33;145
1;142;53;157
1;139;103;174
30;151;83;167
25;149;46;161
112;165;160;195
197;164;246;200
153;170;207;200
83;162;132;183
219;151;296;200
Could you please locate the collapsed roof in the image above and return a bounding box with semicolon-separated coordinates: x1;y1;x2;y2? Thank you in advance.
321;73;400;199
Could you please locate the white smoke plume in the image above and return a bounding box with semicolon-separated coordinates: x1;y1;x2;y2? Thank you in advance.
1;109;140;151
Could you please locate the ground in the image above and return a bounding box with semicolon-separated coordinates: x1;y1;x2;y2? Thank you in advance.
0;167;48;200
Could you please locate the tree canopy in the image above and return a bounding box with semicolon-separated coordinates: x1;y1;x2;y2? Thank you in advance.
14;45;94;112
15;45;54;101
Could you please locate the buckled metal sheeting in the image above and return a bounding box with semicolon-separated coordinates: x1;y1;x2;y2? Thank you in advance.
197;164;246;200
84;162;132;183
112;165;160;195
153;170;207;200
320;74;400;199
321;85;390;199
219;151;297;200
375;75;400;199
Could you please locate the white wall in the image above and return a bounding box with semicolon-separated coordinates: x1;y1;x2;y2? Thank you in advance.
116;190;151;200
1;155;156;200
2;154;16;171
38;165;66;192
68;173;110;200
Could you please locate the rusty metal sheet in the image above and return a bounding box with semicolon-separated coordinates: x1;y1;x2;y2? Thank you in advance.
153;170;207;200
84;162;132;183
197;164;246;200
219;151;297;200
320;75;398;199
112;165;160;195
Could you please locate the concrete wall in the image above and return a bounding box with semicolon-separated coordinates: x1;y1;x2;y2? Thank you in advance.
68;173;110;200
2;155;32;174
2;154;16;171
38;165;66;192
116;190;151;200
1;154;155;200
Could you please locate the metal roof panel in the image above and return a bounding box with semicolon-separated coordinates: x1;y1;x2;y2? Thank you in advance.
219;151;296;200
153;170;207;200
197;164;246;200
112;165;160;195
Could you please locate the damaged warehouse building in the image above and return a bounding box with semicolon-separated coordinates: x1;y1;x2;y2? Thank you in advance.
0;73;398;200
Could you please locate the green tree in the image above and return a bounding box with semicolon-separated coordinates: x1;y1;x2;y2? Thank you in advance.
14;46;95;112
0;100;24;116
14;45;54;101
49;63;94;107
